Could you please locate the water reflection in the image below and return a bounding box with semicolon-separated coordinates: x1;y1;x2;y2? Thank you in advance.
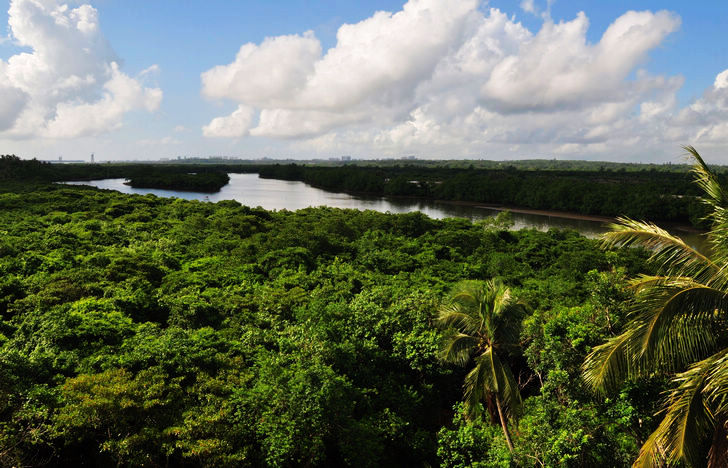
62;173;705;246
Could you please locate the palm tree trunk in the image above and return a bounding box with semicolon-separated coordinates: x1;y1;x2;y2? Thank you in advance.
495;394;514;452
709;415;728;468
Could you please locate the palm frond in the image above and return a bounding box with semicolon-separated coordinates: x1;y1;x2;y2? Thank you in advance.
602;217;718;283
633;368;711;467
496;353;523;421
628;278;725;371
634;349;728;467
583;278;725;394
699;349;728;415
685;145;728;270
586;147;728;468
631;428;668;468
686;145;728;211
463;352;493;420
465;348;521;418
582;329;635;394
664;369;714;467
440;332;478;367
493;302;528;349
450;280;486;308
441;279;524;426
490;281;512;317
663;355;719;466
688;348;728;467
437;303;480;336
629;274;690;291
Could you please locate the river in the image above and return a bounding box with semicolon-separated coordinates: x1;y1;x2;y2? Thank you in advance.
62;173;706;246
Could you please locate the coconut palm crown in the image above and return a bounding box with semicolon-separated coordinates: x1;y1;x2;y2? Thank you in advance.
582;146;728;467
438;279;527;451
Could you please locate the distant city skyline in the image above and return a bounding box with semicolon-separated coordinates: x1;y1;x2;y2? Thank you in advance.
0;0;726;163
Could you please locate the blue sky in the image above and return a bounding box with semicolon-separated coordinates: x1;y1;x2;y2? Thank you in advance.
0;0;726;162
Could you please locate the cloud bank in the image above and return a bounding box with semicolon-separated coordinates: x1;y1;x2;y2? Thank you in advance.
201;0;728;160
0;0;161;139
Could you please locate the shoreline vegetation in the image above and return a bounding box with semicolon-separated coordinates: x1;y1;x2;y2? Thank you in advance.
256;164;714;228
1;155;718;228
124;171;230;192
474;203;704;234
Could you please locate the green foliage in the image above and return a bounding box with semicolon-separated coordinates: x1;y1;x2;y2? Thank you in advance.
55;367;183;466
438;280;525;429
510;393;643;468
477;211;515;232
0;181;652;466
583;147;728;467
126;171;230;192
437;404;512;468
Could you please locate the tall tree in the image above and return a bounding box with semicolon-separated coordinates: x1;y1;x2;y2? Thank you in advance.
583;147;728;467
438;279;526;451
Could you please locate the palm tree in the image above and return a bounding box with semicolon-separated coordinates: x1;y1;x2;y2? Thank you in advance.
438;279;527;451
582;146;728;467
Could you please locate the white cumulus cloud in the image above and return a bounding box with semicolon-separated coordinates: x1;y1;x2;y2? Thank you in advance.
202;104;255;138
0;0;162;139
202;0;479;138
202;32;321;107
479;10;680;112
200;0;728;161
520;0;537;15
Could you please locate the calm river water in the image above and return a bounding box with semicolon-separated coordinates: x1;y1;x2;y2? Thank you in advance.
62;173;705;245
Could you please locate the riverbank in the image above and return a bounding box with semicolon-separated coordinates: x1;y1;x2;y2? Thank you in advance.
59;174;707;242
474;204;614;223
473;203;707;234
341;190;705;235
474;204;704;235
289;176;702;232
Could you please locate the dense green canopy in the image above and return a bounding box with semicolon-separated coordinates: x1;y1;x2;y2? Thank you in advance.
0;171;664;466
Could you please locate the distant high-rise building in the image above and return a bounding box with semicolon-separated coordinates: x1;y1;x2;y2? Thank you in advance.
90;153;95;163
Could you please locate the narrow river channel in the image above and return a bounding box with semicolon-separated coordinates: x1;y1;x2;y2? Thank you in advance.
62;173;706;247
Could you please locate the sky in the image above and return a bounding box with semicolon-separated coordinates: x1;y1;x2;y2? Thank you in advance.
0;0;726;163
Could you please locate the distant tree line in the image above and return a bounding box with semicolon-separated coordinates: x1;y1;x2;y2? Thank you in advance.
1;155;713;226
0;155;52;180
0;155;258;183
331;158;702;173
0;155;246;192
258;164;711;226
